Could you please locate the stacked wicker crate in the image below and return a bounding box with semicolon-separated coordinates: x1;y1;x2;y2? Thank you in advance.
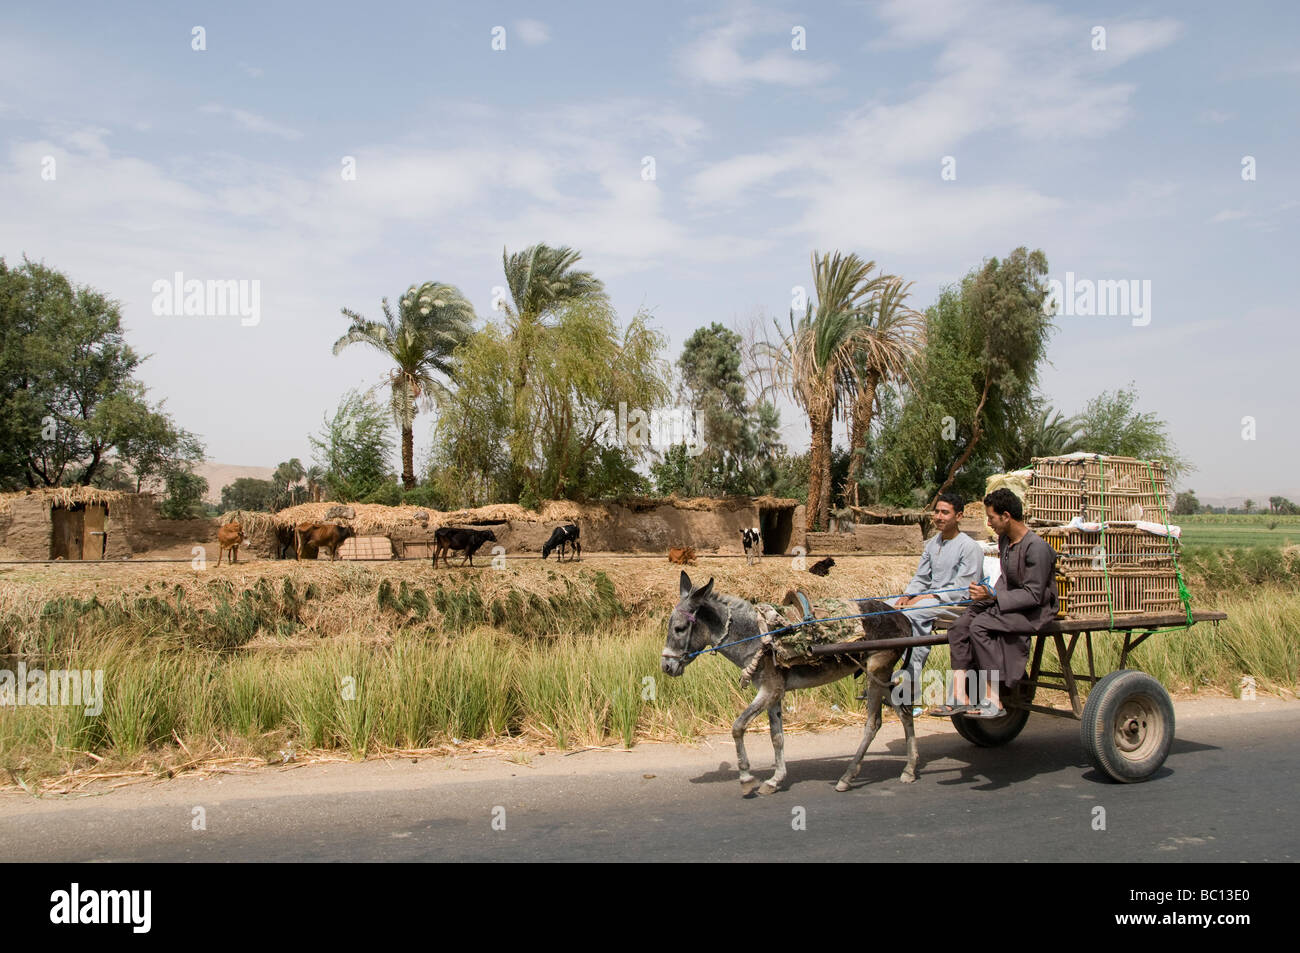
1026;455;1183;621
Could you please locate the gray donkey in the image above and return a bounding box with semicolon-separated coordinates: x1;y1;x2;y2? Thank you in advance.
661;571;919;796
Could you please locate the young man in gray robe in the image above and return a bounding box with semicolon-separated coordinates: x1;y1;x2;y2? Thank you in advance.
943;487;1059;718
883;494;983;707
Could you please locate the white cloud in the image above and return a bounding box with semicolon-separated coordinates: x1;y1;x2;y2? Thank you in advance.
238;62;265;79
677;9;835;89
199;104;302;140
1209;209;1248;223
514;19;550;47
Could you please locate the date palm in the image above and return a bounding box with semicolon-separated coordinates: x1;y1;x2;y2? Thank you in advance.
846;275;924;505
760;251;884;531
333;282;475;489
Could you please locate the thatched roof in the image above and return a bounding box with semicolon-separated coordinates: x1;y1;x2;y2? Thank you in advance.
0;486;127;515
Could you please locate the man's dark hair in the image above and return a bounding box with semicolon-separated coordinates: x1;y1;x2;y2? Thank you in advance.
935;493;964;514
984;488;1024;521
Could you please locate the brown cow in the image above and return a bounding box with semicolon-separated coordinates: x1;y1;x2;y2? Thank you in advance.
668;546;697;566
296;522;355;561
216;521;245;566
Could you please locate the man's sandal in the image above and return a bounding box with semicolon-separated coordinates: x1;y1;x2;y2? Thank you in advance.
963;701;1008;719
927;703;978;717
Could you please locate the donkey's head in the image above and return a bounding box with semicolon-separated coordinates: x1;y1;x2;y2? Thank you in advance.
661;571;720;677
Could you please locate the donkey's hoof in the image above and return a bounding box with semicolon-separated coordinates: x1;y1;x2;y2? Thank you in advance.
758;781;780;796
900;770;917;784
834;779;851;793
739;777;761;796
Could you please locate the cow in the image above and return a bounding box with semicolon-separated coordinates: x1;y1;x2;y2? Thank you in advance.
432;526;497;568
295;522;355;561
541;524;581;562
668;547;697;566
216;521;245;567
275;524;299;560
808;556;835;577
741;527;761;565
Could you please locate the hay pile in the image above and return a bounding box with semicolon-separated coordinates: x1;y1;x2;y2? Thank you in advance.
219;494;799;537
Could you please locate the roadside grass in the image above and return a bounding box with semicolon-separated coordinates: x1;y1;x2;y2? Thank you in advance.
0;552;1295;787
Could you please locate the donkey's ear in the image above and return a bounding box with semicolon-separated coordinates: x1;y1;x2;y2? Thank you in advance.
694;577;715;601
679;571;693;599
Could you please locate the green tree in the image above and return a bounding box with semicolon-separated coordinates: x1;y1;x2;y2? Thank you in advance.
675;323;754;495
435;298;669;506
501;243;605;495
0;258;204;489
309;390;395;501
1070;384;1189;484
161;469;209;519
1243;498;1255;515
333;281;474;488
220;477;280;512
931;248;1053;504
1173;490;1200;516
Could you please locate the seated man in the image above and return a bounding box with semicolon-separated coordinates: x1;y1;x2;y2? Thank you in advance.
940;487;1059;719
879;494;983;707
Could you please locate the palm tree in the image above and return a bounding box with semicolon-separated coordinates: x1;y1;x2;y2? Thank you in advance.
273;458;305;507
760;251;882;531
846;275;924;506
997;405;1082;470
333;282;475;489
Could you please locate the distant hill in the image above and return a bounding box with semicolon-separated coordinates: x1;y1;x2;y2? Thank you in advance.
194;462;276;504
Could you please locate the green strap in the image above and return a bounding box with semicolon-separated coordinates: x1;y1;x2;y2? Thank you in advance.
1146;458;1194;628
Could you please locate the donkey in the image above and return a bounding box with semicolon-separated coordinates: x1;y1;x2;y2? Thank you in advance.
661;571;918;795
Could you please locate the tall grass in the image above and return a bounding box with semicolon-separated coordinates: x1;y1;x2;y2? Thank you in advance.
1;559;1295;785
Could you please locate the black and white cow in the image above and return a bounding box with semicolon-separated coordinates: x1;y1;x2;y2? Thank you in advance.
741;527;761;565
542;523;581;561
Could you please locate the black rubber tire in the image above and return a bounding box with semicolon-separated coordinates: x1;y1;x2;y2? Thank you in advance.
950;680;1035;747
951;705;1031;747
1080;670;1175;783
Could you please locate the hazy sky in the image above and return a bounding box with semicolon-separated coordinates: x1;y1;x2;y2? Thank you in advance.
2;1;1297;500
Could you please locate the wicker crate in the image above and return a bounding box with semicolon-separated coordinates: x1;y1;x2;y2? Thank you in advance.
1028;454;1172;525
1056;570;1184;620
1043;526;1180;572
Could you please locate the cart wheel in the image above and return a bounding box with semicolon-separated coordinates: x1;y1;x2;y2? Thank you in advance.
951;681;1035;747
1080;670;1174;783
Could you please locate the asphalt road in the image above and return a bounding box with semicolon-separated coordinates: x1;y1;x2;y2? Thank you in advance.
4;699;1297;862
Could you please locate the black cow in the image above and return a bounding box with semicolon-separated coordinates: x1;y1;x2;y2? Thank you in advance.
433;526;497;568
541;524;581;562
741;527;761;565
275;524;298;560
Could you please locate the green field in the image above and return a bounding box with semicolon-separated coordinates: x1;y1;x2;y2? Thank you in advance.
1178;514;1300;550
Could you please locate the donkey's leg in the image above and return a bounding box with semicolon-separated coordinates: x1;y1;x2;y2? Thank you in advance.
759;686;788;796
896;697;919;783
734;683;773;796
835;673;889;792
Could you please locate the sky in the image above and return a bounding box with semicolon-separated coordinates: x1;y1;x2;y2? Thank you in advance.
2;0;1297;502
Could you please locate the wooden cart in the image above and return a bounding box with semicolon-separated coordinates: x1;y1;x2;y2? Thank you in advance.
810;610;1227;783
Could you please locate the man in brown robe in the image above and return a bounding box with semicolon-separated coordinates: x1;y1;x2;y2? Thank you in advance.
944;487;1058;718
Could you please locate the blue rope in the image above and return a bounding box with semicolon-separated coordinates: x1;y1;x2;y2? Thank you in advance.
682;589;977;660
